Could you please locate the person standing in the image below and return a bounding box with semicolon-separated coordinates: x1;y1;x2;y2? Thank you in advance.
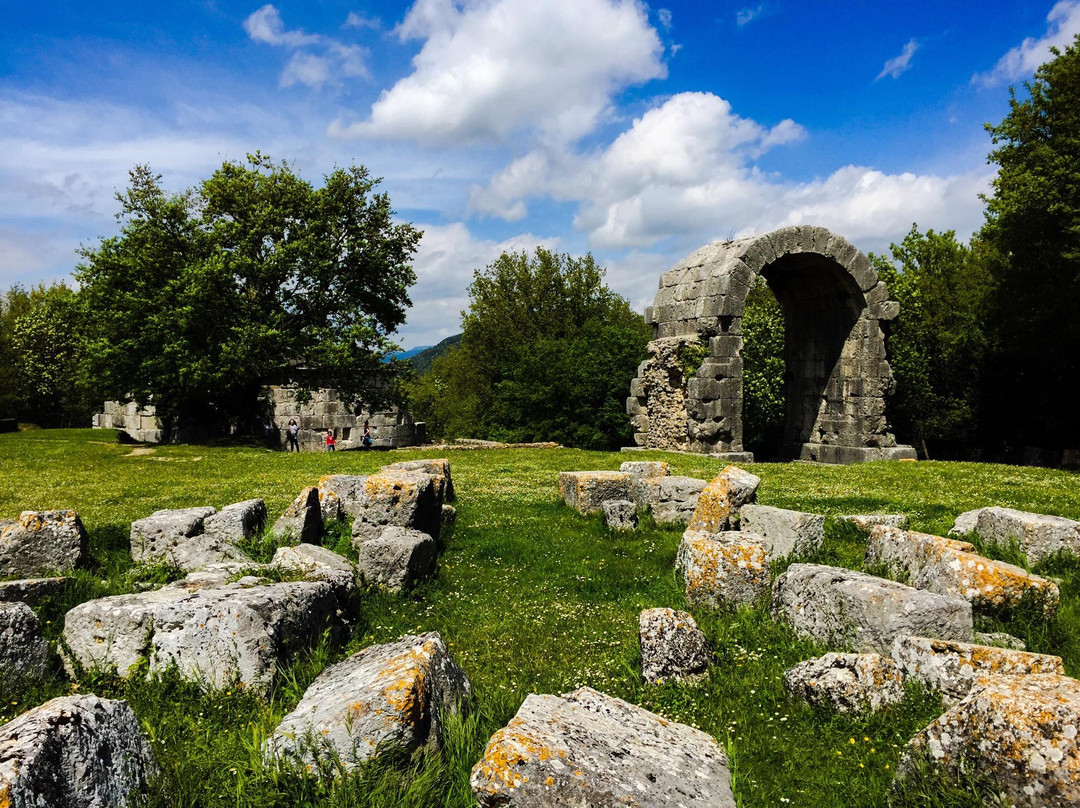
325;429;336;452
362;420;373;448
286;418;300;452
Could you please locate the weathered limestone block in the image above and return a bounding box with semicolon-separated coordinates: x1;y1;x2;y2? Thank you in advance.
639;607;713;684
130;506;251;571
897;673;1080;808
557;470;634;515
676;530;770;608
602;499;637;532
975;631;1027;651
866;526;1060;617
62;577;341;692
266;632;470;771
358;526;436;592
203;498;266;543
471;687;735;807
784;653;905;713
619;460;670;479
890;635;1064;705
839;513;910;532
383;459;455;501
0;510;88;577
0;601;52;684
317;474;368;518
632;475;707;525
685;466;760;533
271;486;322;545
739;504;825;558
974;506;1080;565
351;469;442;545
771;564;973;653
0;695;157;808
948;508;984;537
0;576;67;605
271;544;355;593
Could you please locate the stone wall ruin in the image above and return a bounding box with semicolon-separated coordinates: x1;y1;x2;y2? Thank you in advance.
626;225;915;463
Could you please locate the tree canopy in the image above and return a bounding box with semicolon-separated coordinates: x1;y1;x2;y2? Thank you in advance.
75;154;420;437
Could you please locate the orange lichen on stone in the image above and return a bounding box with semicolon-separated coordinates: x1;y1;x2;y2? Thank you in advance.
471;717;572;795
678;532;769;608
377;639;439;725
686;466;759;533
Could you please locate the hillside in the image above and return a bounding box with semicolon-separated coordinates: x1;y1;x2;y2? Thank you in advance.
409;332;462;375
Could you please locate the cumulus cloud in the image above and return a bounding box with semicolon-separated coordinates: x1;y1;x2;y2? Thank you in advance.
975;0;1080;85
877;39;919;80
331;0;666;145
244;4;370;88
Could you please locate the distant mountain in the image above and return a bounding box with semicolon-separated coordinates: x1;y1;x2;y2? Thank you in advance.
410;333;463;375
385;345;433;362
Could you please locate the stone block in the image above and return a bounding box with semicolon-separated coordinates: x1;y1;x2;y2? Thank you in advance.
739;504;825;558
686;466;760;533
974;506;1080;565
0;576;68;606
318;474;368;518
0;510;89;577
890;635;1065;705
0;695;157;808
470;687;734;807
557;470;634;515
266;632;470;772
771;563;973;653
359;526;436;592
639;607;713;684
602;499;637;531
784;652;905;713
351;469;442;545
130;506;251;571
618;460;670;479
632;475;707;526
271;544;355;591
271;486;323;545
203;498;266;543
0;601;52;685
839;513;909;532
676;530;770;608
383;458;455;501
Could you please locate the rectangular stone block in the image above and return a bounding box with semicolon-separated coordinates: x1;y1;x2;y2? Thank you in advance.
558;471;634;515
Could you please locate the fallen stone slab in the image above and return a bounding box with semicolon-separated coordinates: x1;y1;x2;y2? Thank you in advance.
839;513;910;532
0;510;88;577
602;499;637;531
0;576;67;605
0;601;52;685
557;470;633;515
772;563;973;653
866;525;1060;617
676;530;770;609
359;526;436;592
619;460;670;479
631;475;707;526
271;486;322;545
0;695;157;808
63;576;341;693
471;686;735;807
351;469;442;545
266;632;470;771
130;505;251;571
203;498;267;543
740;504;825;558
974;631;1026;651
383;458;455;501
948;508;984;537
890;635;1064;705
639;607;713;684
784;652;905;713
317;474;368;519
686;466;760;533
897;673;1080;808
272;544;355;591
973;506;1080;565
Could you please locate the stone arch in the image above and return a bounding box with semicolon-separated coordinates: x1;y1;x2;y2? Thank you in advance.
626;225;915;463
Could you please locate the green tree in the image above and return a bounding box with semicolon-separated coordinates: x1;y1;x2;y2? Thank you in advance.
981;33;1080;450
76;155;420;438
871;226;994;458
410;248;650;449
740;278;785;455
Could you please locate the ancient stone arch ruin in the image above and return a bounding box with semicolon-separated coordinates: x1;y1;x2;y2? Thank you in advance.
626;225;916;464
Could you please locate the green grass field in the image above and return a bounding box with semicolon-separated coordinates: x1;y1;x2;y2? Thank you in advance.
2;428;1078;807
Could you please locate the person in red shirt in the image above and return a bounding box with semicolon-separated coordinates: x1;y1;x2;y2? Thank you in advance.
325;429;336;452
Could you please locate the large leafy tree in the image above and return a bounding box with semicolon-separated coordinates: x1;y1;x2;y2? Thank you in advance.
76;155;420;437
410;248;650;449
980;33;1080;450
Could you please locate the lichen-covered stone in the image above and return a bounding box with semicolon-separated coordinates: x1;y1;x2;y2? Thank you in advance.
772;563;973;653
203;498;266;543
619;460;670;479
602;499;637;532
739;504;825;558
470;687;735;807
271;544;354;592
317;474;368;518
266;632;470;771
897;673;1080;808
351;469;442;545
839;513;910;532
130;505;251;571
784;653;905;713
949;508;984;537
271;486;322;545
973;506;1080;565
557;470;634;514
676;530;770;608
0;695;157;808
0;576;67;605
685;466;760;533
639;607;713;684
632;475;706;525
383;458;455;501
866;525;1060;617
358;526;435;592
62;576;341;693
0;510;88;577
0;601;52;684
890;635;1064;705
975;631;1027;651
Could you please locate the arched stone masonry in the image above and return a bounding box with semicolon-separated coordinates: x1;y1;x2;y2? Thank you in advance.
626;225;916;464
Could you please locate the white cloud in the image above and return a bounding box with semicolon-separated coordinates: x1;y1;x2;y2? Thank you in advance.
736;5;766;27
332;0;666;145
281;53;331;88
975;0;1080;85
243;5;320;47
658;8;672;30
244;4;371;88
877;39;919;80
344;11;381;29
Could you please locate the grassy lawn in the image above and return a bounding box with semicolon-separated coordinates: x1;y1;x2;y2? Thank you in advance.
2;428;1078;807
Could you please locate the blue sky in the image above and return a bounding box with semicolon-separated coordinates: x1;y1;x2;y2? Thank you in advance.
3;1;1078;347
